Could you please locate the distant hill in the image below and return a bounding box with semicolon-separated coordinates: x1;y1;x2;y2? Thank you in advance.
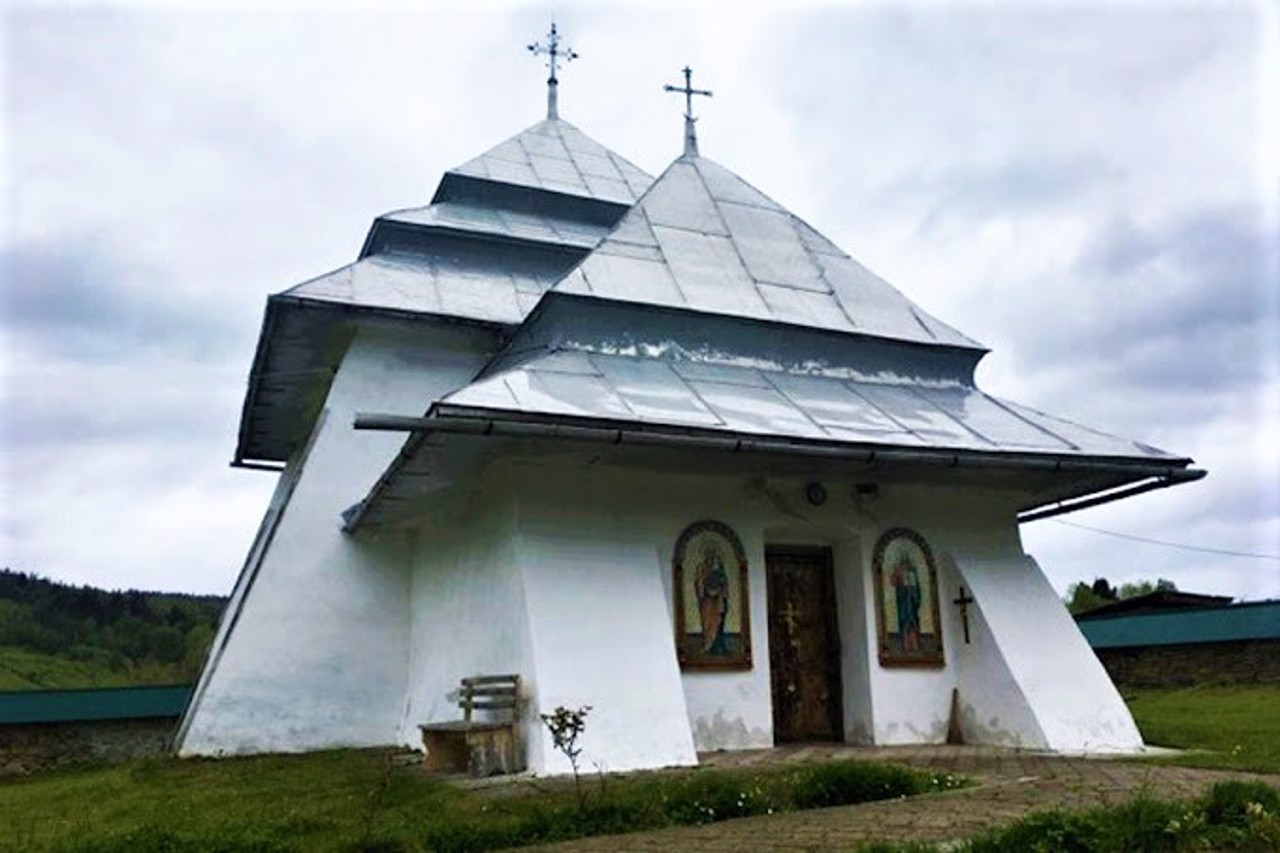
0;569;226;691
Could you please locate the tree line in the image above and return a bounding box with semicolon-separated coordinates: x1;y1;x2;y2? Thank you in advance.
0;568;226;687
1064;576;1179;615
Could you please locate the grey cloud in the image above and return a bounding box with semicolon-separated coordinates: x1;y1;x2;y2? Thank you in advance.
3;241;245;362
1006;206;1274;398
1079;208;1275;288
889;155;1118;229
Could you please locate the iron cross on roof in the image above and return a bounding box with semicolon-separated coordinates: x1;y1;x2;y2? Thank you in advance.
528;21;578;120
664;66;712;157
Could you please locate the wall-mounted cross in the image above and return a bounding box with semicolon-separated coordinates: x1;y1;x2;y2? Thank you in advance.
664;66;713;156
954;587;975;644
528;21;578;120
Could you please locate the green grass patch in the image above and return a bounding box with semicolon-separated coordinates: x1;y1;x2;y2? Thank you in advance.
1126;685;1280;773
0;645;195;691
0;646;133;691
908;780;1279;853
857;780;1280;852
0;750;967;853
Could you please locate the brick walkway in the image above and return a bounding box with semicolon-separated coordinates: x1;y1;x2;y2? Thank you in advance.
516;745;1279;852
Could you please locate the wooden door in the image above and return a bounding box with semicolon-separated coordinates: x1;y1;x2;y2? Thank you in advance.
766;547;843;742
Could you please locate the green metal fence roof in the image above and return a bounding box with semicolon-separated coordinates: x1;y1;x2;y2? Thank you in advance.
0;684;192;724
1079;601;1280;649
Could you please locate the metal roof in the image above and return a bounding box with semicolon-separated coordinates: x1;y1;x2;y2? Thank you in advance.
283;254;543;326
1075;590;1234;620
235;118;653;466
439;347;1180;462
378;200;612;250
448;118;652;205
554;156;982;349
0;685;192;725
1079;601;1280;649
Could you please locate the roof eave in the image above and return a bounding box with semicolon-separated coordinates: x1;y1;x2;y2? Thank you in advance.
343;404;1202;533
232;296;515;468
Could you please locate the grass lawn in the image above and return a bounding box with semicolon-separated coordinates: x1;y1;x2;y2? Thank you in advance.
0;647;133;691
1126;685;1280;774
0;750;965;853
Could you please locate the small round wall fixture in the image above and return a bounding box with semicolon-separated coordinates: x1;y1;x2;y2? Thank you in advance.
805;481;828;506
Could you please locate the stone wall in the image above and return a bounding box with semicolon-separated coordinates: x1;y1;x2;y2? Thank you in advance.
0;717;177;776
1096;640;1280;688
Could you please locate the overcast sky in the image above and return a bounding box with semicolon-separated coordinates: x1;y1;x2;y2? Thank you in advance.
4;2;1278;601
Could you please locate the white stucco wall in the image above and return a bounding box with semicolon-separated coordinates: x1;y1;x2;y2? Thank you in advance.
853;484;1027;746
830;537;874;744
849;484;1141;752
951;554;1143;752
493;463;1140;761
943;552;1048;749
513;487;700;774
399;489;543;763
483;461;1105;758
502;466;878;759
178;321;496;755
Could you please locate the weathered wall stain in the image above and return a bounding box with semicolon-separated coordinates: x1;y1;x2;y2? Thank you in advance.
692;710;770;752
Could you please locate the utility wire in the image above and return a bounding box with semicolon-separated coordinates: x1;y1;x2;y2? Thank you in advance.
1049;519;1280;561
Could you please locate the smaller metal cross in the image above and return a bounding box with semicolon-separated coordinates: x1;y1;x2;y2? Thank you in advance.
664;66;713;156
664;66;713;120
528;21;578;120
954;587;976;644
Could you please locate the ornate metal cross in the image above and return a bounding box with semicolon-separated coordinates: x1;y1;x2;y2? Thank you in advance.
664;66;712;156
528;22;578;120
954;587;975;644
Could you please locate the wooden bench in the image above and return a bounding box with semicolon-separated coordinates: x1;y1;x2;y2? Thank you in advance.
419;674;524;777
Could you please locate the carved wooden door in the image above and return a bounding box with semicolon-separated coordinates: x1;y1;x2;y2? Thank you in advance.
766;547;842;742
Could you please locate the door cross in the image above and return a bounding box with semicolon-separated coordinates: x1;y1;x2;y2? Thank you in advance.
780;600;802;634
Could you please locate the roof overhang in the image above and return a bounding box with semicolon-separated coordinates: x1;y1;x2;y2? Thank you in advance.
232;297;510;468
341;406;1203;532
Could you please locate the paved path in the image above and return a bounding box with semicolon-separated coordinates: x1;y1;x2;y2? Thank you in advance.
515;745;1278;852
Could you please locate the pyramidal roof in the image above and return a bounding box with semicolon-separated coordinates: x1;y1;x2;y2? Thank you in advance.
446;118;653;206
553;155;981;350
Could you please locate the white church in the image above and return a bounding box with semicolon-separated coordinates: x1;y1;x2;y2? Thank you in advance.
176;31;1204;774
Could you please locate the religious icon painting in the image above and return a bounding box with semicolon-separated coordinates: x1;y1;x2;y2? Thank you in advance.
872;527;945;667
673;520;752;671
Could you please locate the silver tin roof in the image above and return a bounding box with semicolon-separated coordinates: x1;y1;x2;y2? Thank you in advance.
235;119;653;466
448;119;652;205
554;156;981;349
378;200;611;250
440;347;1177;462
283;254;543;325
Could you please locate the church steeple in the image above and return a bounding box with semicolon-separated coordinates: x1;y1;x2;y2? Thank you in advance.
527;21;578;120
663;66;713;156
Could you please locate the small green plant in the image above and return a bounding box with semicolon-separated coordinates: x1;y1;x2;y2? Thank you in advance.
790;760;924;809
958;781;1280;853
357;750;397;843
539;704;592;805
1201;779;1280;828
